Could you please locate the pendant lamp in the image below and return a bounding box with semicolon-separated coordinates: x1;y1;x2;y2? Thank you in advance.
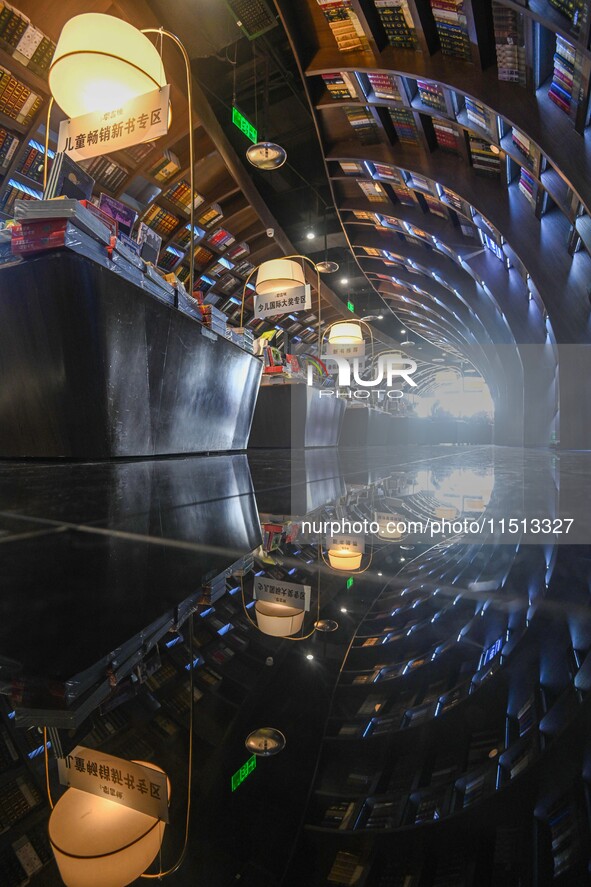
49;14;167;117
254;600;305;637
49;762;169;887
327;321;364;346
255;258;306;294
327;546;363;571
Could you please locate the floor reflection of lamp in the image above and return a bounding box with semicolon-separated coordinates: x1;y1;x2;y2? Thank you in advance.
49;763;169;887
245;728;286;756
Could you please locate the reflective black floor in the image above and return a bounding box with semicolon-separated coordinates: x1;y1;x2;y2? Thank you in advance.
1;446;591;886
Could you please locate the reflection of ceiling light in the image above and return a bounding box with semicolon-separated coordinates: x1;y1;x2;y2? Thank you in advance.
340;276;349;285
306;230;316;240
377;572;383;576
245;727;286;756
314;619;339;632
316;260;339;273
340;607;348;613
400;339;415;346
490;144;501;155
306;653;314;660
246;142;287;170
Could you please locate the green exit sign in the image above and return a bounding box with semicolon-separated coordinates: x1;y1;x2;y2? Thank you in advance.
347;577;354;589
347;300;355;313
232;107;258;145
231;754;256;792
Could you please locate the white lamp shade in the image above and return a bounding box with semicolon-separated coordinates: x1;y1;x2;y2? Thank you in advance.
328;322;363;345
328;547;363;571
255;600;305;637
49;14;166;117
255;259;305;295
49;762;169;887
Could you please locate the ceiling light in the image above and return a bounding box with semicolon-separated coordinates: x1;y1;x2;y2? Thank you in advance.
316;260;339;273
490;144;501;155
340;277;349;285
306;653;314;660
340;607;348;613
246;142;287;170
245;727;286;756
314;619;339;632
306;230;316;240
377;572;383;576
378;314;384;319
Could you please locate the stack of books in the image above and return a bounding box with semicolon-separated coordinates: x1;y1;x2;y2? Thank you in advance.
352;209;376;220
464;97;496;138
340;160;363;175
439;185;468;215
176;222;206;249
545;794;582;877
430;0;471;60
207;227;235;251
462;768;495;807
368;71;402;102
199;304;227;335
232;258;255;278
409;172;433;193
327;851;364;885
417;80;447;113
162;179;204;214
371;161;400;180
365;799;401;829
358;180;388;202
516;694;537;736
0;176;41;212
423;194;449;219
0;65;42;126
389;107;419;144
374;0;417;49
148;149;181;183
198;202;223;230
232;327;255;354
316;1;370;53
549;35;576;114
322;71;357;100
492;2;526;86
469;136;501;176
389;170;418;206
511;126;536;167
344;106;380;144
142;204;179;237
548;0;586;28
518;167;537;208
158;245;184;272
225;240;249;262
80;156;128;192
0;127;20;172
193;245;213;270
433;118;460;154
0;5;56;75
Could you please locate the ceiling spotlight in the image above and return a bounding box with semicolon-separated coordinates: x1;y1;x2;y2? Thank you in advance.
400;339;415;346
306;653;314;660
306;230;316;240
489;144;501;155
340;607;348;613
377;572;383;577
246;141;287;170
316;260;339;273
378;314;384;319
340;277;349;285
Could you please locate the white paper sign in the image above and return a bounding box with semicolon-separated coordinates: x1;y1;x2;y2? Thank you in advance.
253;577;311;611
58;745;169;822
326;533;366;554
253;283;311;319
57;86;170;161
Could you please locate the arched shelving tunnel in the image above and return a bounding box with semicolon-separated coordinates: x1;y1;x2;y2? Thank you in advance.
273;0;591;449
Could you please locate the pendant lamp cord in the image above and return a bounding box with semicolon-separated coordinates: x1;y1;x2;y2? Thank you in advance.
42;97;54;193
43;727;53;810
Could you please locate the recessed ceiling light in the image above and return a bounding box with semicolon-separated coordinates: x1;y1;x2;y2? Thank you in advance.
377;572;383;576
306;653;314;660
490;144;501;155
306;230;316;240
340;277;349;285
340;607;347;613
378;314;384;319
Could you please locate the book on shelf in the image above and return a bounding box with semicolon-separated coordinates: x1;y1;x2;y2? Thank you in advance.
469;136;501;177
0;126;20;172
148;149;181;183
367;71;402;102
549;36;576;115
516;694;536;736
433;118;460;154
142;203;179;237
162;178;203;213
316;0;371;53
136;221;162;265
80;155;128;192
327;850;365;885
45;152;95;201
321;800;356;829
344;106;380;144
389;107;419;144
0;63;43;127
0;4;56;74
322;71;357;100
358;180;388;203
430;0;471;60
417;80;446;113
492;2;526;86
98;193;137;236
518;167;537;208
548;0;586;29
374;0;417;50
197;202;223;230
464;97;496;138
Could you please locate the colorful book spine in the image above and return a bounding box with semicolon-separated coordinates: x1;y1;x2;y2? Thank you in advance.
431;0;471;60
374;0;417;49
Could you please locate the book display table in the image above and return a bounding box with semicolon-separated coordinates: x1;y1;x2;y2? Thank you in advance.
0;250;262;457
248;379;345;448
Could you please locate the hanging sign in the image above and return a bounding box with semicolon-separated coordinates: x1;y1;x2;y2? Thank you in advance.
253;283;311;319
231;755;256;792
254;576;311;611
57;746;169;822
57;86;170;161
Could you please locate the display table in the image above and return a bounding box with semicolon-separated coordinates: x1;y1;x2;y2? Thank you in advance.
0;251;262;457
248;379;345;448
